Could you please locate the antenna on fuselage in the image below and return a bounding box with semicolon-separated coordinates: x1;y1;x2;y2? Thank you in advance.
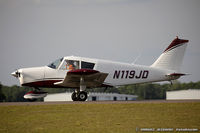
131;51;141;65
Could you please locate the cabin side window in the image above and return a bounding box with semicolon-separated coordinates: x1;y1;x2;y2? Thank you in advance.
60;60;79;70
81;61;95;69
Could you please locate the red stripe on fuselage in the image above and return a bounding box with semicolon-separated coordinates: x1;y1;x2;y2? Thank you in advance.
22;80;63;88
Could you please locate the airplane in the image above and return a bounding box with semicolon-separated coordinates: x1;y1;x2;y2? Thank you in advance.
11;36;189;101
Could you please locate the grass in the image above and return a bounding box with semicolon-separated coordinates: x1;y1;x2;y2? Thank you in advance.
0;102;200;133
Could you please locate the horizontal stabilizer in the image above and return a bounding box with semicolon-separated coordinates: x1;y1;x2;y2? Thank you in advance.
165;73;188;80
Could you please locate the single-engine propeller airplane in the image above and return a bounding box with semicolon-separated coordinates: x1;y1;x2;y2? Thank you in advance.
11;37;189;101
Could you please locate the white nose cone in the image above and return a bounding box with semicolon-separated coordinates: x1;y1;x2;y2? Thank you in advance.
11;71;18;77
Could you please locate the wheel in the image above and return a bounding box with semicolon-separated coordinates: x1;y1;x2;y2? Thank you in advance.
78;91;88;101
71;92;78;101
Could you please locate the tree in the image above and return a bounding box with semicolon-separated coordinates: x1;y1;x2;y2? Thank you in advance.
0;83;6;102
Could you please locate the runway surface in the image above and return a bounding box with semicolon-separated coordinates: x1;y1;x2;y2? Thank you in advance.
0;100;200;106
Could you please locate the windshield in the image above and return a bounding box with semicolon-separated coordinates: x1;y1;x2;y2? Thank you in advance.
47;57;63;69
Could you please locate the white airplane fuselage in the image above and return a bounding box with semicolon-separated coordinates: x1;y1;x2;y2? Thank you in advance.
11;37;189;101
14;56;173;88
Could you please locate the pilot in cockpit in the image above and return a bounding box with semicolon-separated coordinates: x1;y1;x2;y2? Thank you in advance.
66;60;75;70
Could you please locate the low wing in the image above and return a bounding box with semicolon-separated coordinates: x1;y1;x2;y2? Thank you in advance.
54;69;108;88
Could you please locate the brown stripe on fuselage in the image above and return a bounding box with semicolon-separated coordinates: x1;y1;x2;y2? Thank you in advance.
22;80;63;88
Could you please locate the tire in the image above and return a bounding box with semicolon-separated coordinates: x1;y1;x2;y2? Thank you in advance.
78;91;88;101
71;92;78;101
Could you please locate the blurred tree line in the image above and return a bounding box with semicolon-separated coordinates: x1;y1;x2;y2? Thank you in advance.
0;81;200;102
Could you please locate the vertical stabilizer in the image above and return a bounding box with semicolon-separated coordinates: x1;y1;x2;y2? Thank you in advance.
151;37;189;72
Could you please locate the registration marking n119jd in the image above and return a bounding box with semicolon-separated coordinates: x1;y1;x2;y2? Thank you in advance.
113;70;149;79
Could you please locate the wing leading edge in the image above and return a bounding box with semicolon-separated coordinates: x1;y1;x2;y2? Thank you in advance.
54;69;108;88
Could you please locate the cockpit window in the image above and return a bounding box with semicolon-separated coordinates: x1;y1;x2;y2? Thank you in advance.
48;57;63;69
60;60;79;70
81;61;95;69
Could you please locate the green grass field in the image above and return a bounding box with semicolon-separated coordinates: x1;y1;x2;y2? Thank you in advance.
0;102;200;133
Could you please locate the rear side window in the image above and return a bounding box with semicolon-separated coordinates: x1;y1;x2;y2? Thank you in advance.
81;61;95;69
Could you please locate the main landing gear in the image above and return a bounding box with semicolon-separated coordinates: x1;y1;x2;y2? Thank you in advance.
71;77;88;101
71;91;88;101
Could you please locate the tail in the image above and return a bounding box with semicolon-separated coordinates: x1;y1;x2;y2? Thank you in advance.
151;36;189;72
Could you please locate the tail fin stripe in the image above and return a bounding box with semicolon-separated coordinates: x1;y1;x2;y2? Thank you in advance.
164;43;186;53
164;37;189;52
